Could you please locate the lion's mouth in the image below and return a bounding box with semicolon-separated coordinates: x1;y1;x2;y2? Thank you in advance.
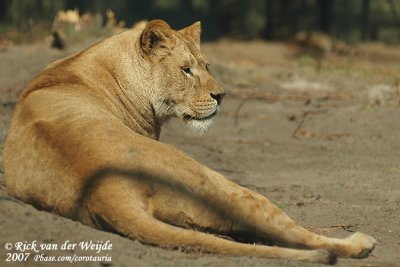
183;109;218;121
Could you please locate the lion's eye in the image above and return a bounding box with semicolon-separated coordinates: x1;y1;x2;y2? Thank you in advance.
206;63;210;72
182;67;193;76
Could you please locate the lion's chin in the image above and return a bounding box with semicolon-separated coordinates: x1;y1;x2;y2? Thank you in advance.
179;107;219;134
184;117;214;134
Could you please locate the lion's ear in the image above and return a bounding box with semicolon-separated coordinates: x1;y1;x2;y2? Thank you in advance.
179;21;201;48
141;19;173;55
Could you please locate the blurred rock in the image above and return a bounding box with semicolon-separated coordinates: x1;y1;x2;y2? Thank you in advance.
293;31;351;55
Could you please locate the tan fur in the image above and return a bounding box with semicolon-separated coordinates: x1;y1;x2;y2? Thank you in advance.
4;20;375;264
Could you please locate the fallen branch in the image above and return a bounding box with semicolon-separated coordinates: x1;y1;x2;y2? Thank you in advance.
295;128;351;140
292;110;327;138
231;88;352;127
229;87;352;102
234;93;254;127
292;110;351;140
307;223;359;234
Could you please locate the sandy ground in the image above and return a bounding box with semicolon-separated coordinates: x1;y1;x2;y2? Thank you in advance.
0;37;399;267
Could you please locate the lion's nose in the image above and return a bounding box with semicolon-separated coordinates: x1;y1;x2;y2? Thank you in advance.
210;92;225;105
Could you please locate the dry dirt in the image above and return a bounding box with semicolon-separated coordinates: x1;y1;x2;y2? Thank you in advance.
0;37;399;267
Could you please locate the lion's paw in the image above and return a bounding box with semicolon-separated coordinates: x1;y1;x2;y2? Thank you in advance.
346;232;376;258
313;249;337;265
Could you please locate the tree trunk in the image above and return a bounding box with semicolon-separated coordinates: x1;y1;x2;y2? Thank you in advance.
318;0;333;33
361;0;370;40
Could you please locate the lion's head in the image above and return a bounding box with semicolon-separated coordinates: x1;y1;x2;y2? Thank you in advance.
140;20;225;133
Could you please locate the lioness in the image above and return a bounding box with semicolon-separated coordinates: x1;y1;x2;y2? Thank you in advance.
4;20;375;264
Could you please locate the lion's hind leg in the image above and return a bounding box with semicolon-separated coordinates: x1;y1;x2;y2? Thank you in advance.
79;176;336;265
114;210;336;264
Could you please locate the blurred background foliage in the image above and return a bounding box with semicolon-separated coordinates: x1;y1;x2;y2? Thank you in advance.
0;0;399;43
